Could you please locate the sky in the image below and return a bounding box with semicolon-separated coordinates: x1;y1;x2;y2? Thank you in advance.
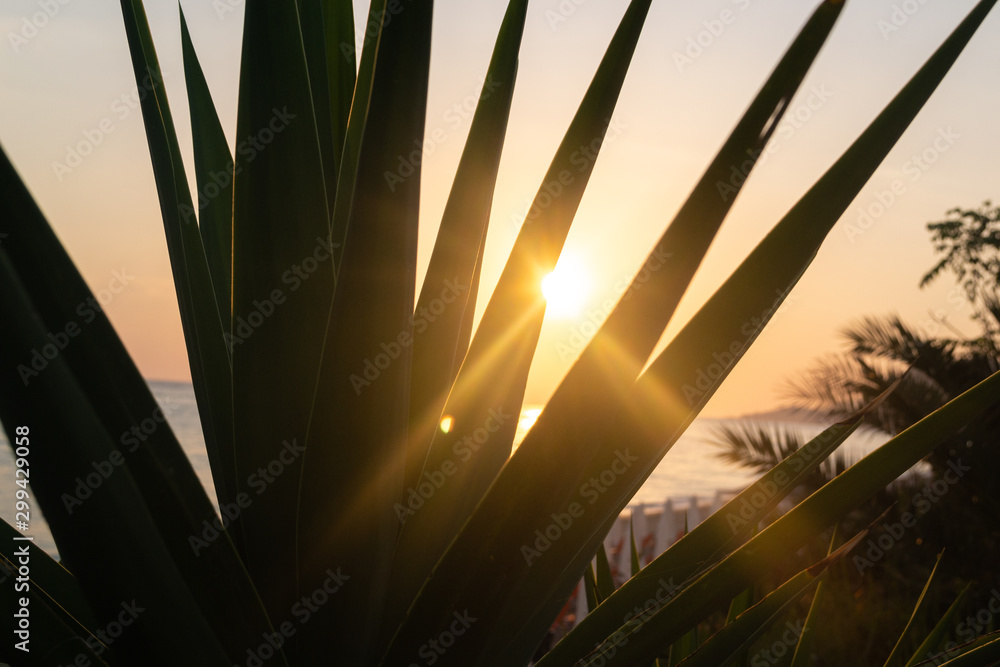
1;0;998;418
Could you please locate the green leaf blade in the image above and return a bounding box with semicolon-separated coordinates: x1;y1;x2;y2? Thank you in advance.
541;408;867;666
586;370;1000;664
229;0;335;626
178;6;239;525
0;137;286;665
295;0;435;662
382;6;655;660
180;7;233;338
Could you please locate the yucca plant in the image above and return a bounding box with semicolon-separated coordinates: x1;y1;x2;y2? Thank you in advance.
2;0;1000;665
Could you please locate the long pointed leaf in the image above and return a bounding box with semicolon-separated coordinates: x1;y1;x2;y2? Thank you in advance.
178;6;239;529
180;8;233;339
0;252;229;664
296;0;434;662
906;583;972;667
384;0;530;631
418;0;652;530
595;541;616;601
403;0;526;500
119;0;236;568
673;539;863;667
229;0;335;624
936;635;1000;666
1;138;287;664
387;4;847;663
0;519;97;635
579;369;1000;665
0;555;110;667
323;0;356;164
790;528;839;667
329;0;387;272
885;550;947;667
382;7;653;654
297;0;341;214
542;401;875;665
506;3;998;659
723;587;755;667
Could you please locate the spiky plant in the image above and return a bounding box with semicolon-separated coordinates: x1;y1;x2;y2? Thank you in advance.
3;1;1000;666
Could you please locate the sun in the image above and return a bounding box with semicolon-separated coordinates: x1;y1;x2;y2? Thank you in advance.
541;254;591;318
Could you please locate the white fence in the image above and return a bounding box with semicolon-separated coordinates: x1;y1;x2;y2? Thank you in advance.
569;491;737;627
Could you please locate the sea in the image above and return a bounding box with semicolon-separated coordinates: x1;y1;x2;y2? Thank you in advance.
0;380;888;559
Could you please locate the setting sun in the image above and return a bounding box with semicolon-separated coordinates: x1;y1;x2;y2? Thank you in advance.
541;255;590;318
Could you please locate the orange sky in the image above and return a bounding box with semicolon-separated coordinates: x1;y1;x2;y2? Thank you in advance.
1;0;998;418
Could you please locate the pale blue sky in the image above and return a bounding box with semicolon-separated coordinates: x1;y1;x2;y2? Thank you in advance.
1;0;998;416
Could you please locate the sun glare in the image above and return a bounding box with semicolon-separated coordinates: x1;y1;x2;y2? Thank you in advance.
541;255;590;318
439;416;454;433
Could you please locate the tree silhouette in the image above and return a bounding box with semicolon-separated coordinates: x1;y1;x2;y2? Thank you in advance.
922;200;1000;344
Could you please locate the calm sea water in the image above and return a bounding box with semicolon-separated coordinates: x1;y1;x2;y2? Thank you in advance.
0;381;887;559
